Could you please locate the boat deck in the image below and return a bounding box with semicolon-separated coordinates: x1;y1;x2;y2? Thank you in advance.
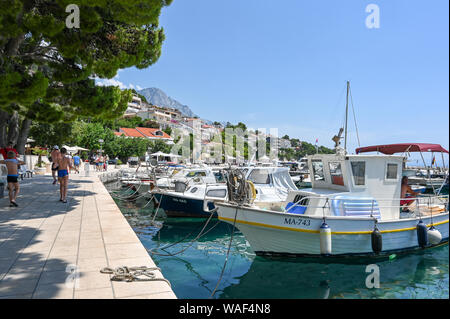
0;170;176;299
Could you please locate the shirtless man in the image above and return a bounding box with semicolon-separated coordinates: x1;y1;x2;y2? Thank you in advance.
57;147;72;203
51;145;61;185
0;151;25;207
400;176;420;210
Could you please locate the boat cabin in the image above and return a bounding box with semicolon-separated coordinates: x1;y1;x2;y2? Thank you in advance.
285;153;406;220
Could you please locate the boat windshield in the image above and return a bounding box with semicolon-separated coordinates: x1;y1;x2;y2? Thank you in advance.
248;169;271;184
186;171;207;178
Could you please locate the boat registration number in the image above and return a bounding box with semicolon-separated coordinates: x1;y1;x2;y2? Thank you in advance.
284;217;310;227
172;198;187;204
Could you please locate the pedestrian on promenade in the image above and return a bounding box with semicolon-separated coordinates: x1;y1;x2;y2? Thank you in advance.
57;147;72;203
104;155;109;171
73;153;81;174
95;154;101;172
99;154;104;172
0;141;19;160
50;145;61;185
67;152;73;173
0;151;25;207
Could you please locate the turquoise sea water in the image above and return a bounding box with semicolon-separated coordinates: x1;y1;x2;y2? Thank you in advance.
106;183;449;299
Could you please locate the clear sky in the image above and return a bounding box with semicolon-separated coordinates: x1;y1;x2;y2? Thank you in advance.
101;0;449;163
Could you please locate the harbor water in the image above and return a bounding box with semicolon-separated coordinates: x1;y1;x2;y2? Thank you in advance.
105;181;449;299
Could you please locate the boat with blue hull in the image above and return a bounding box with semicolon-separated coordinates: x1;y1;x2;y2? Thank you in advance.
151;166;298;218
152;187;219;218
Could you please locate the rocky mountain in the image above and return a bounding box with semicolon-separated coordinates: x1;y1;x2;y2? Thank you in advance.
138;87;197;118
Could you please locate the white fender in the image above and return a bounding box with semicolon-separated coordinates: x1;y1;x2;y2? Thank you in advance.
320;222;332;255
428;226;442;245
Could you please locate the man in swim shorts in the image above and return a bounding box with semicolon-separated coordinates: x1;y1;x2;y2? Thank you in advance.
0;151;25;207
57;147;73;203
400;176;420;211
51;145;61;185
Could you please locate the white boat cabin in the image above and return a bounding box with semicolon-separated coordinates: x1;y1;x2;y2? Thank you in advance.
285;154;407;220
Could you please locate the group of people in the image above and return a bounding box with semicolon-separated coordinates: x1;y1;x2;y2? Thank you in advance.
92;154;109;172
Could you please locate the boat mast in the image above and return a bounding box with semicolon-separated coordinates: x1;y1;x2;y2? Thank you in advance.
344;81;350;152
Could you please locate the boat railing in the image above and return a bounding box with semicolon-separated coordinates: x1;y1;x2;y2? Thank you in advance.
285;194;449;217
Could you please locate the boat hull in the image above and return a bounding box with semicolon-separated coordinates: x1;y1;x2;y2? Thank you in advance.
153;192;216;218
216;203;449;257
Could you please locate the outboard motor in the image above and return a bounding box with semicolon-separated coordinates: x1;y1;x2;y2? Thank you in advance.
174;181;187;193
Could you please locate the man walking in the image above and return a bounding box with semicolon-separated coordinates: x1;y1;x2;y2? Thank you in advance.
73;153;81;174
57;147;72;203
0;151;25;207
50;145;61;185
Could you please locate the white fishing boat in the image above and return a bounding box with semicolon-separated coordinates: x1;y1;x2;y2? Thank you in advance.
213;83;449;257
214;151;448;257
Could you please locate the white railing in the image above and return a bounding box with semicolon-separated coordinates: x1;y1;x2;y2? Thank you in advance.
285;194;449;217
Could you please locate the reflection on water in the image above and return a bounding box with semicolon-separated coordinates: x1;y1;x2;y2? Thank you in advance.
105;182;449;299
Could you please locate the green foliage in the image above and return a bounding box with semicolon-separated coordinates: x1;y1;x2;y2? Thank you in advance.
163;126;172;136
31;147;49;167
66;120;172;162
29;122;74;147
0;0;171;138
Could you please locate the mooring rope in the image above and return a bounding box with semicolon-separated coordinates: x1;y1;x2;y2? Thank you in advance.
210;207;238;298
100;266;171;287
110;182;143;200
149;210;216;257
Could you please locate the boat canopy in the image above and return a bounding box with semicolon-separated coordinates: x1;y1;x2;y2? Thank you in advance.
355;143;449;155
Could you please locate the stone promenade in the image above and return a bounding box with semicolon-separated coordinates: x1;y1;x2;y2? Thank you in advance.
0;170;176;299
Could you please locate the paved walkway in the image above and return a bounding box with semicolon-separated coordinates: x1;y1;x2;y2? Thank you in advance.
0;171;176;299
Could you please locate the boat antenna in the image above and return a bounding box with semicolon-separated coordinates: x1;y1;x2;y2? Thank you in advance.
344;81;350;152
349;84;361;148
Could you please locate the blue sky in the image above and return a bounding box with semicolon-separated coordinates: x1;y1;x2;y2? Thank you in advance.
100;0;449;162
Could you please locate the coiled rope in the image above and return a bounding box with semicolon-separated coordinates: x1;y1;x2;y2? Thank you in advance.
100;266;171;287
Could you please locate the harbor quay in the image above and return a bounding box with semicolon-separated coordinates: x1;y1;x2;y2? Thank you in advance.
0;170;176;299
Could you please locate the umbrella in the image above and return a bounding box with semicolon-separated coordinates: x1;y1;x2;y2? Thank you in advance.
62;145;89;153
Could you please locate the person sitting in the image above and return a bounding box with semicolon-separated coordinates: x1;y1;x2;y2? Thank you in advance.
0;141;19;159
400;176;420;211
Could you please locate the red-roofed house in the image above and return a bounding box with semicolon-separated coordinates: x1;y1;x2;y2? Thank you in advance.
118;128;145;138
116;127;172;142
135;127;172;141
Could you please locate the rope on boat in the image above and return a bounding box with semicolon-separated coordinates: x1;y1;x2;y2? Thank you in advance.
150;193;163;225
210;206;238;298
100;266;171;286
149;209;216;257
110;181;144;200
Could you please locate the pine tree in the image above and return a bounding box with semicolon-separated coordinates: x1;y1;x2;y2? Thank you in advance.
0;0;172;153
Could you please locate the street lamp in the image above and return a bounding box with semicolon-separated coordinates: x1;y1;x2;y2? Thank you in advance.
98;139;104;155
